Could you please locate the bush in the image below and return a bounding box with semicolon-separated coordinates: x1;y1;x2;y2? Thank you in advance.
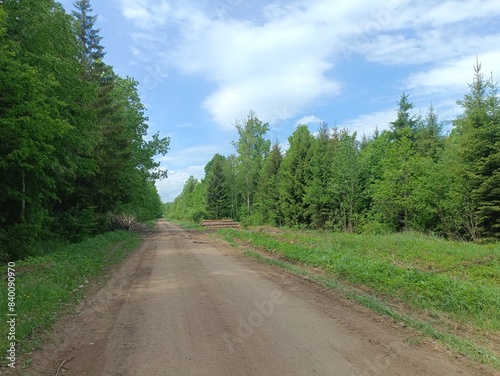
359;219;393;235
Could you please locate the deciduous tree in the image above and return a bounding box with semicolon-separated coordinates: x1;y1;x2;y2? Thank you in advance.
232;111;271;215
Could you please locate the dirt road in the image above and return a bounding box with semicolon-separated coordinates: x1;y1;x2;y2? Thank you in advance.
15;220;491;375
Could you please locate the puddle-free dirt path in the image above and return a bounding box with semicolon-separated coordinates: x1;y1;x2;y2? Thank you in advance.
13;220;492;375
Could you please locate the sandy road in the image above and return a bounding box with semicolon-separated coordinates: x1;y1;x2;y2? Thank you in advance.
16;220;491;375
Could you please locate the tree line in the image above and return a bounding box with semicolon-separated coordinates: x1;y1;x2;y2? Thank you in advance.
0;0;170;260
165;62;500;241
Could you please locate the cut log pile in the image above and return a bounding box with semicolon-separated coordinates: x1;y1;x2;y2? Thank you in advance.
200;219;241;229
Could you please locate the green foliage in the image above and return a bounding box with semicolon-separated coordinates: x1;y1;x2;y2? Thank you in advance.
205;154;232;219
221;228;500;332
231;110;271;215
0;1;76;258
171;60;500;241
164;176;207;222
255;142;283;226
371;126;416;230
303;123;335;229
454;61;500;239
72;0;106;81
390;92;420;138
329;129;367;232
0;231;140;355
414;104;445;160
278;125;315;226
370;100;449;234
0;0;168;259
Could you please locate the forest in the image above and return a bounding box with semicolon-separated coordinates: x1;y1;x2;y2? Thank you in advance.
165;63;500;241
0;0;169;260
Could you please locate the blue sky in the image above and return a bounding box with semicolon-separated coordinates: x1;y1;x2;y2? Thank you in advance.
58;0;500;202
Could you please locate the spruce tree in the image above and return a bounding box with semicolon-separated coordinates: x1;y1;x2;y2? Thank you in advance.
372;95;419;231
304;123;335;229
72;0;106;81
415;104;444;160
205;154;232;220
390;93;420;140
256;142;283;226
278;125;314;227
455;61;500;239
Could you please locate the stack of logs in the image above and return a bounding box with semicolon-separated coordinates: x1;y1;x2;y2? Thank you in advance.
200;219;241;229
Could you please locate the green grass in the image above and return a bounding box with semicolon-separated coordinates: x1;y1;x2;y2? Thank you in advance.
219;228;500;369
220;229;500;331
0;230;141;359
243;249;500;369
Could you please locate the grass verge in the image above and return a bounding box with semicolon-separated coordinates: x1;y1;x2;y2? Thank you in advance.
0;230;141;362
218;228;500;370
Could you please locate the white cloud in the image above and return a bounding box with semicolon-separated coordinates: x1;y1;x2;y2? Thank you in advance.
119;0;171;31
110;0;500;200
158;145;219;168
168;9;345;128
296;115;323;125
406;51;500;98
396;0;500;29
154;144;220;202
360;29;500;67
333;0;500;66
202;72;340;128
156;165;205;202
339;109;397;137
119;0;500;129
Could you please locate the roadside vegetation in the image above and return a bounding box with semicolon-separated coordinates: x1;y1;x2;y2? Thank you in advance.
165;58;500;370
166;61;500;244
0;231;141;360
217;227;500;369
1;1;166;361
0;0;168;261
